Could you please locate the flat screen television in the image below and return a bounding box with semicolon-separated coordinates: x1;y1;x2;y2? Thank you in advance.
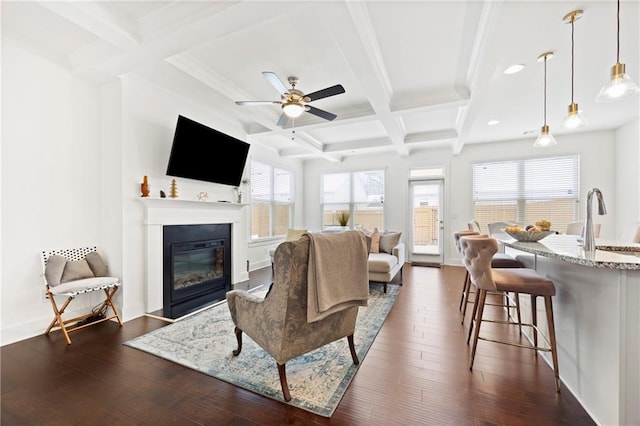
166;115;250;187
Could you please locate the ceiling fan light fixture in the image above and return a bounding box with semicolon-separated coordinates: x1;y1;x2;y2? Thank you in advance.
282;102;304;118
596;0;640;102
534;124;558;148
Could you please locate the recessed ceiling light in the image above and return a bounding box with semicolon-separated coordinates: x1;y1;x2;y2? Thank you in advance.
488;120;500;126
504;64;526;74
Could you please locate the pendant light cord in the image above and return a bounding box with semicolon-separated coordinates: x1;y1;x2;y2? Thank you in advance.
543;56;548;125
570;16;575;103
616;0;621;63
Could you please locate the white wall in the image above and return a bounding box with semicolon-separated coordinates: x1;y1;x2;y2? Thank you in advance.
615;118;640;239
1;43;108;344
304;130;620;266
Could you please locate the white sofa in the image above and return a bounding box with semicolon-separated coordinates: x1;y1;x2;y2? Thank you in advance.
269;228;405;293
368;242;405;293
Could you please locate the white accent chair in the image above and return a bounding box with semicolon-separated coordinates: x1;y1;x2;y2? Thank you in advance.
41;246;122;344
566;221;600;237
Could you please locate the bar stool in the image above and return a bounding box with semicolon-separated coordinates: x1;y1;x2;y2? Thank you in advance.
453;230;523;335
459;235;560;393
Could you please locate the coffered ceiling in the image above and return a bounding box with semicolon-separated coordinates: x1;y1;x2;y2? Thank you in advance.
3;1;639;162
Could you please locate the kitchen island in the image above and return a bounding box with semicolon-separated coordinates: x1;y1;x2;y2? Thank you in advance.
501;234;640;426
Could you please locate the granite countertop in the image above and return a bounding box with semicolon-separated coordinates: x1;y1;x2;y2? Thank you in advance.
500;234;640;270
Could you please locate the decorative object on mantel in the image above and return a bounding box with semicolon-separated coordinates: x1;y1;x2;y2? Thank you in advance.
234;178;250;203
196;191;208;201
169;179;179;198
140;175;150;197
159;190;166;198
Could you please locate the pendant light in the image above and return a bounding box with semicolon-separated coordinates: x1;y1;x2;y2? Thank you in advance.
596;0;640;102
562;10;587;129
534;51;557;148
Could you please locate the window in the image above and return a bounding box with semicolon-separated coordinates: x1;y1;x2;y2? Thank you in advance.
321;170;384;230
250;161;293;239
472;156;580;232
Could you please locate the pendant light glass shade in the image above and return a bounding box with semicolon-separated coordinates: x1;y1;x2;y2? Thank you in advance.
534;51;557;148
596;0;640;102
534;125;558;147
562;10;587;129
562;103;587;129
596;63;640;101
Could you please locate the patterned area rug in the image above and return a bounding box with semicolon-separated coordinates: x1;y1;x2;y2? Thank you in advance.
124;282;399;417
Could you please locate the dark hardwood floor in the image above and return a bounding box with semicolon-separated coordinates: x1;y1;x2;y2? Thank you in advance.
1;265;594;425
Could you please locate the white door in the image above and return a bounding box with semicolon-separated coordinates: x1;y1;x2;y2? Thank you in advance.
409;180;444;265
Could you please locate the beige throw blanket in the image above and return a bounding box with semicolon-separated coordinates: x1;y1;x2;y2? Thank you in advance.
306;231;369;322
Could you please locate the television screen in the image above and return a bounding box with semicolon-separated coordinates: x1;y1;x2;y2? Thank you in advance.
166;115;250;187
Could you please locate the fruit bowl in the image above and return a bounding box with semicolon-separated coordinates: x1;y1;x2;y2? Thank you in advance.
503;229;554;242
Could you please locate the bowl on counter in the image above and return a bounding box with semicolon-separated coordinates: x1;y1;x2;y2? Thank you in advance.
503;229;554;242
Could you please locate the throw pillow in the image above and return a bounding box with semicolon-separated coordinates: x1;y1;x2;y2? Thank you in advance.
61;259;95;283
379;231;402;253
369;227;380;253
45;255;67;287
85;251;108;277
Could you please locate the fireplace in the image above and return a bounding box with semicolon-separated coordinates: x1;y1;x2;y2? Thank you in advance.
163;224;231;319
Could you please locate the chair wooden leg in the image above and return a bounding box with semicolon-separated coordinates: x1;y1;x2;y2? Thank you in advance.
103;287;123;325
232;326;243;356
531;295;538;355
461;276;473;324
277;363;292;402
46;295;73;345
515;292;522;334
469;289;487;370
347;334;359;365
544;296;561;393
459;271;470;311
466;287;481;344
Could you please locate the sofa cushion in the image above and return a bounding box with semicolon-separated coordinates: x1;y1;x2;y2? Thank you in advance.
362;227;381;253
368;252;398;273
379;231;401;253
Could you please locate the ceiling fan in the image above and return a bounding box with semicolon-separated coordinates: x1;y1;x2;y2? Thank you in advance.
235;71;345;127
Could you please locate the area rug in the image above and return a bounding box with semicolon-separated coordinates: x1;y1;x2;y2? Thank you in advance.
124;282;399;417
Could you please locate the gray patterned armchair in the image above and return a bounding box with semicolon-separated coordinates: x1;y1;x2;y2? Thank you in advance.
226;232;367;402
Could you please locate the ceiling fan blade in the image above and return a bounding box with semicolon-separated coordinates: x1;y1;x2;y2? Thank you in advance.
305;84;345;102
262;71;289;96
235;100;280;106
306;105;337;121
276;112;289;127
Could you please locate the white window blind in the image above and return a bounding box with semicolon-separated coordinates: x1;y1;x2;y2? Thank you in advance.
250;161;293;239
472;156;580;233
321;170;384;230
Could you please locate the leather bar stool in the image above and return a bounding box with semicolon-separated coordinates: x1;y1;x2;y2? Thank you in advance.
459;235;560;393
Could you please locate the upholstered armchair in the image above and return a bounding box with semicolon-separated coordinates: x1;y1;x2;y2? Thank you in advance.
226;231;369;402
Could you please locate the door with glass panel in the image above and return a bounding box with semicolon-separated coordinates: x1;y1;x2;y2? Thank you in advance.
409;179;444;265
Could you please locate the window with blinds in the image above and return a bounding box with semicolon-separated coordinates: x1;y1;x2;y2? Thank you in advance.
250;161;293;239
472;156;580;233
321;170;384;230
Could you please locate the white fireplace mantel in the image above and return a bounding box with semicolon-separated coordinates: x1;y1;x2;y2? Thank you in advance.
138;197;249;313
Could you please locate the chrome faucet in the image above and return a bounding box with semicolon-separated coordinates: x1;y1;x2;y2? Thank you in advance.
584;187;607;252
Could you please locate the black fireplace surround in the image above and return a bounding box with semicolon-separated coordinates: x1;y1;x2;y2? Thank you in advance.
163;224;231;319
